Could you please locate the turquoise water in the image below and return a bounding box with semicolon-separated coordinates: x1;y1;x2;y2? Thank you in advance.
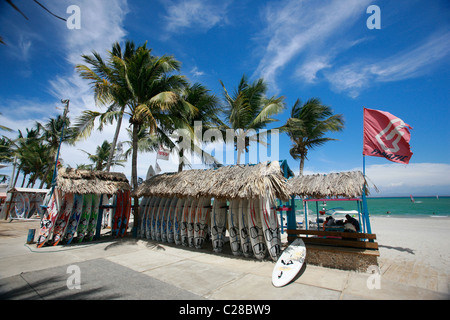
291;196;450;218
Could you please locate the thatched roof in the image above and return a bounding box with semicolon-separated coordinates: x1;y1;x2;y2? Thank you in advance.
133;161;291;202
289;171;369;199
57;167;131;195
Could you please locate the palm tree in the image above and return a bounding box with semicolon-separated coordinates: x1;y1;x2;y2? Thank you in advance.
220;74;285;164
76;40;193;224
281;98;345;175
173;82;223;171
79;140;125;171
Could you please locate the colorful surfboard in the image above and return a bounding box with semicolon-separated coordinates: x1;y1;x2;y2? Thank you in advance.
111;191;123;238
260;197;282;261
180;198;192;247
238;199;253;257
85;194;101;241
14;193;30;219
248;198;267;260
119;191;131;237
194;197;211;249
36;190;61;248
173;198;185;245
211;198;227;253
228;200;242;256
63;194;84;245
76;193;93;242
52;192;75;246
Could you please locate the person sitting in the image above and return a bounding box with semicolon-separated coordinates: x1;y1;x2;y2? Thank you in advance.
345;214;360;232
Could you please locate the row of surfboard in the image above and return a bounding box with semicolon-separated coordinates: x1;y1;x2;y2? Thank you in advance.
137;196;282;261
36;190;131;248
12;193;45;219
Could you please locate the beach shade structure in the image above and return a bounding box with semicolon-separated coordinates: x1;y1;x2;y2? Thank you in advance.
133;161;292;261
133;161;292;202
34;167;132;247
288;171;370;199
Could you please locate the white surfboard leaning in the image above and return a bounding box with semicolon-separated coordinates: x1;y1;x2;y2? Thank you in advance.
238;199;253;258
272;238;306;287
166;197;178;243
180;198;192;246
211;198;227;253
187;198;199;247
173;198;186;245
194;197;211;249
248;198;267;260
228;200;242;256
260;197;282;261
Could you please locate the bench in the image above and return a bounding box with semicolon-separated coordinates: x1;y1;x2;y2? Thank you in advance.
286;229;379;271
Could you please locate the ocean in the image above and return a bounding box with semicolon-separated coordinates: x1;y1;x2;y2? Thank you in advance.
291;196;450;218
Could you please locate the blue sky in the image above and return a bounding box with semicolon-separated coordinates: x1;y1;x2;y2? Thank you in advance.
0;0;449;196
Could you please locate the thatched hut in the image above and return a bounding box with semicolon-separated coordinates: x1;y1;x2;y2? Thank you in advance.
132;161;292;202
288;171;369;199
57;167;131;195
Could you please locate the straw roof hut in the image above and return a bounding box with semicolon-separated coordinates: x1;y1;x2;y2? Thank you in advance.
289;171;369;199
132;161;292;202
56;167;131;195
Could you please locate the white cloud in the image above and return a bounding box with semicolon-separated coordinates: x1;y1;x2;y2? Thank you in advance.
325;30;450;97
162;0;232;33
254;0;372;88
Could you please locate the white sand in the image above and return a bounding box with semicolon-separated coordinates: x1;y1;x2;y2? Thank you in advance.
370;216;450;274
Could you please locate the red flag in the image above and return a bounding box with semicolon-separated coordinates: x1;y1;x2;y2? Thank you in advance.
363;108;413;164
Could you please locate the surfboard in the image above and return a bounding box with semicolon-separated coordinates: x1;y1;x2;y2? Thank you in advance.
111;191;124;238
139;197;151;238
14;192;30;219
260;197;282;261
155;198;168;241
31;193;45;219
272;238;306;287
248;198;267;260
161;197;173;242
63;194;84;245
52;192;75;246
173;198;185;245
166;197;178;243
85;194;101;241
187;198;199;247
194;197;211;249
211;198;227;253
138;197;149;238
76;193;93;242
94;194;110;240
119;190;131;237
228;200;242;256
150;197;161;240
238;199;253;257
180;198;191;246
36;189;61;248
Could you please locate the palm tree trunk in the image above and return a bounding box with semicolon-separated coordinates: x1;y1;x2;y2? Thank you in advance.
299;156;305;176
105;106;125;172
131;122;139;229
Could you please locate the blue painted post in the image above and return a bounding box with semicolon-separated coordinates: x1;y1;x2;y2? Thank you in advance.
362;156;373;234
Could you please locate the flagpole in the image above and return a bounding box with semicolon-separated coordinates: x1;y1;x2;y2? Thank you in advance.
362;147;372;235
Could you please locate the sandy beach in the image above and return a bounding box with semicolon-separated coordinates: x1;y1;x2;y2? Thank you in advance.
0;215;449;299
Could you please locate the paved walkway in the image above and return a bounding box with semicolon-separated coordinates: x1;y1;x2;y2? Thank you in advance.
0;220;448;300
